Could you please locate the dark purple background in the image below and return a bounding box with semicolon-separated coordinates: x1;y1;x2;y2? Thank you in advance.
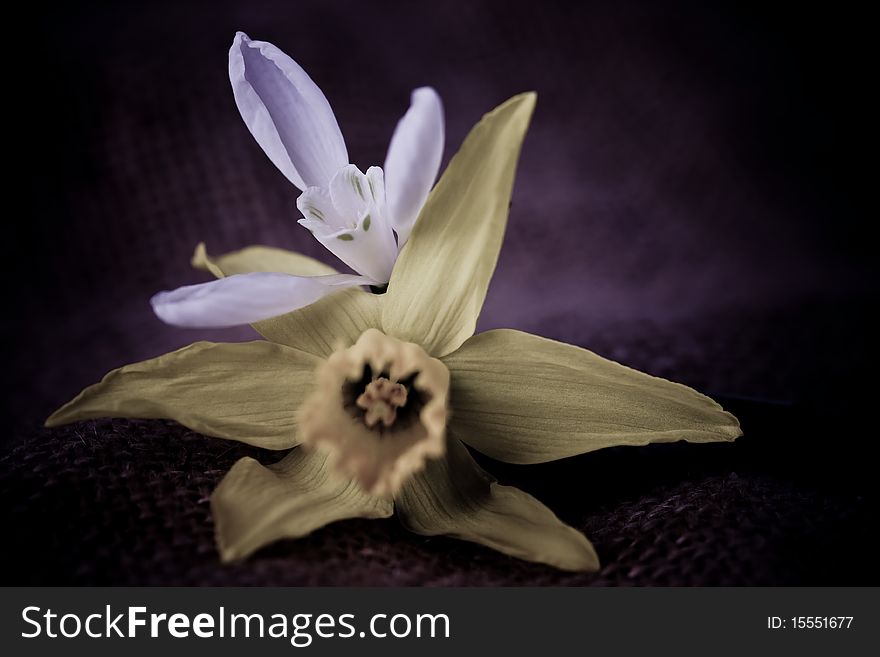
1;0;876;585
7;0;873;432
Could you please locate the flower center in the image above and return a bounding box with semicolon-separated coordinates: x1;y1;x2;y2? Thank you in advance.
356;377;408;428
296;328;450;495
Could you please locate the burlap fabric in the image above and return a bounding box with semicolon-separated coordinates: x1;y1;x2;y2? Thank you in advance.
2;302;873;585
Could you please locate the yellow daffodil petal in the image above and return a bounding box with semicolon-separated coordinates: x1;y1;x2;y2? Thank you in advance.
382;93;536;357
212;449;393;562
254;287;384;357
45;341;320;450
192;242;338;278
442;329;742;464
395;436;599;572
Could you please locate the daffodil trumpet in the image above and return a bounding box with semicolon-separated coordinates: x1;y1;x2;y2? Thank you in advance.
47;92;741;572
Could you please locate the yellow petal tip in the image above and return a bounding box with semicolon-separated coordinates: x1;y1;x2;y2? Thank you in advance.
516;90;537;104
44;401;76;428
491;91;537;120
717;409;743;442
580;548;601;573
559;532;601;572
190;242;209;269
216;543;243;564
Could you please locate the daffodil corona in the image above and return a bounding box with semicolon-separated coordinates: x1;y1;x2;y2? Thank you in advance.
298;329;449;496
46;86;741;572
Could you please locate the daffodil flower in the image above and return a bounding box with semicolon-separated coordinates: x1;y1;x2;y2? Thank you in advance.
151;32;444;328
46;94;741;571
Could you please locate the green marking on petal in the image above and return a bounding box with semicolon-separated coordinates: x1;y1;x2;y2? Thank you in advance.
308;206;325;221
367;177;376;199
363;215;371;231
351;174;365;200
337;233;355;241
